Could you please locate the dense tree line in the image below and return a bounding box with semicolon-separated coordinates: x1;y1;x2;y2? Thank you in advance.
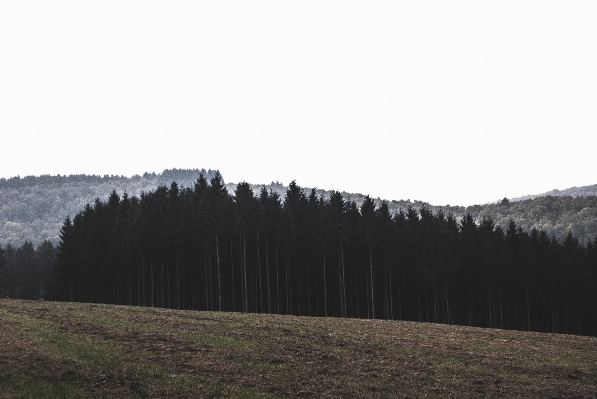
0;168;216;189
4;169;597;248
0;240;56;299
49;173;597;336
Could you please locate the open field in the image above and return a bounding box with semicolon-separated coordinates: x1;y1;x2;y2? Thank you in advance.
0;299;596;398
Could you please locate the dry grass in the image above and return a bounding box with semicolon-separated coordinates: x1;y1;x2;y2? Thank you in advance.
0;299;596;398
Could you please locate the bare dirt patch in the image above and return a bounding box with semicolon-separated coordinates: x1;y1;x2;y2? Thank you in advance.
1;299;596;398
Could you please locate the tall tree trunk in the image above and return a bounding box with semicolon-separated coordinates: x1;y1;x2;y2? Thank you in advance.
369;246;375;319
266;237;271;314
160;259;164;308
231;239;235;312
208;240;213;311
243;231;248;313
425;291;429;322
397;284;402;320
307;278;311;316
565;303;569;335
216;231;221;311
526;286;531;332
389;264;393;320
239;234;244;312
142;257;146;306
399;284;404;320
444;277;451;325
514;297;518;331
418;293;422;322
384;272;389;320
285;252;290;314
151;257;154;307
193;254;197;309
468;287;472;326
297;269;302;316
254;266;258;313
354;263;359;318
408;282;413;320
204;242;209;310
257;234;263;312
167;262;171;309
340;240;346;318
323;251;328;317
577;295;582;336
366;267;370;319
505;295;509;330
276;242;280;314
137;262;140;306
500;284;504;330
488;287;492;328
551;300;555;333
434;278;438;323
176;253;180;310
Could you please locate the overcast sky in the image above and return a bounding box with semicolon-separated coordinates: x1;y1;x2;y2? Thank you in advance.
1;2;596;206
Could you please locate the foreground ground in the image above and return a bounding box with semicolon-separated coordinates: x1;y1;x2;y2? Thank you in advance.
0;299;596;398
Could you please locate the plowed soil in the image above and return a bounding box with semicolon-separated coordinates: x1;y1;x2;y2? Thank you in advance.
0;299;596;398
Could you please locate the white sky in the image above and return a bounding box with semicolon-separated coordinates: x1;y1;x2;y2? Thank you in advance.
1;1;596;206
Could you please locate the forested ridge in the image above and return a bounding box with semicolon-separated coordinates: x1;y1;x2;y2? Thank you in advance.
462;195;597;245
49;173;597;336
0;168;219;246
3;169;597;247
513;183;597;201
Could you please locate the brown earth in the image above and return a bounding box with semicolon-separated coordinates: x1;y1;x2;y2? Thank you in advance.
0;299;596;398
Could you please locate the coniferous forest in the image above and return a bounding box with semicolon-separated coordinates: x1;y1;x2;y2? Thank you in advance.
4;169;597;247
49;173;597;337
0;240;56;300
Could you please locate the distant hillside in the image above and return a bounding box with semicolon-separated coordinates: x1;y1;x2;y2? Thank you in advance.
0;169;218;246
513;183;597;201
1;169;597;246
463;195;597;243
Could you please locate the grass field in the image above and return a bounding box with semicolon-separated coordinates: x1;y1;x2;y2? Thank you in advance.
0;299;596;398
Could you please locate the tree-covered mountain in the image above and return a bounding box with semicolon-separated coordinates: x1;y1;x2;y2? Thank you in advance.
2;169;597;246
450;196;597;244
0;169;217;246
513;184;597;201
